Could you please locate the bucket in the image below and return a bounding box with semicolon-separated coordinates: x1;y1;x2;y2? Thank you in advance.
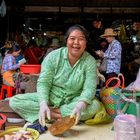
114;114;140;140
114;94;140;140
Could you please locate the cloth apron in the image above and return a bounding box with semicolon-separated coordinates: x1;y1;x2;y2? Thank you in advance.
2;70;16;87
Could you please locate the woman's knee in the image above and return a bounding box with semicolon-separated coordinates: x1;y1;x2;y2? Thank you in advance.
9;96;17;110
81;99;101;120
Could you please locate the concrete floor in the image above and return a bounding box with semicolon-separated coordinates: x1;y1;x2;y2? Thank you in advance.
0;100;115;140
39;123;114;140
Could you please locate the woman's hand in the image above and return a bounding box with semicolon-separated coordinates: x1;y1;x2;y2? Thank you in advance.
95;50;104;58
39;101;51;126
70;101;87;125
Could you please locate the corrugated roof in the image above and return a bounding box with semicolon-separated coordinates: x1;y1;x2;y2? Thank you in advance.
4;0;140;14
5;0;140;7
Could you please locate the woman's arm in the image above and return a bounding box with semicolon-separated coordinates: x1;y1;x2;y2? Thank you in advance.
3;55;20;71
37;53;56;104
78;56;97;104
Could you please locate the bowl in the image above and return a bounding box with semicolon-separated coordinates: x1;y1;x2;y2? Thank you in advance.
0;127;40;140
20;64;41;74
7;118;25;123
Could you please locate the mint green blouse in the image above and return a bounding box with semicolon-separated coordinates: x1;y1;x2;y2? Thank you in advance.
37;47;97;107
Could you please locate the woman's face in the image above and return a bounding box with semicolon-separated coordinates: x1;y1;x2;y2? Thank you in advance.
12;50;21;57
67;29;87;59
105;36;114;43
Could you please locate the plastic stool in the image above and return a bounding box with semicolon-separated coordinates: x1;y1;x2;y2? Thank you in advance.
0;84;16;100
0;113;7;130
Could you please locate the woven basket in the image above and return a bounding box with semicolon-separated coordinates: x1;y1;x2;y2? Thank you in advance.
100;74;125;118
100;74;140;118
100;87;122;118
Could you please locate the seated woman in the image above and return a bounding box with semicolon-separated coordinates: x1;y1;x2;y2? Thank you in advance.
9;24;103;126
1;43;26;90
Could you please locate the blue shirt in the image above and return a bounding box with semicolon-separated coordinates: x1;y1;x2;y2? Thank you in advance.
104;39;122;74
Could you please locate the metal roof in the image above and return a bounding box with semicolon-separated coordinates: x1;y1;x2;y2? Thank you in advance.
5;0;140;7
5;0;140;14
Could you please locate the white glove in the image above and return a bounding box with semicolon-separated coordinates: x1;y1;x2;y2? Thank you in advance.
70;101;86;125
39;101;51;126
98;73;105;82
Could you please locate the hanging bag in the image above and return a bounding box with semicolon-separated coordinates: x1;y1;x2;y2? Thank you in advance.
99;58;107;72
99;42;114;72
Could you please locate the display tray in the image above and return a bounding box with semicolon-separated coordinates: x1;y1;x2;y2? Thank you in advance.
0;127;40;140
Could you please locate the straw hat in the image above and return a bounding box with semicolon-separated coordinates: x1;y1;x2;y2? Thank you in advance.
50;38;60;47
100;28;117;38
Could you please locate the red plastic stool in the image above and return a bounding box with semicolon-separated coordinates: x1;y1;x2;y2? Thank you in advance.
0;113;7;130
0;84;16;100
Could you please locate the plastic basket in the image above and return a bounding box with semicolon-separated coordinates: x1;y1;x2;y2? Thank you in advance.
20;64;41;74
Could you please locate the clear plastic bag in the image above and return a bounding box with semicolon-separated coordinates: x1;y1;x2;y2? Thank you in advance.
0;0;6;17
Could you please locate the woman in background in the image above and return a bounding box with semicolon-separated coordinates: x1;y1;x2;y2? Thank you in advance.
1;43;26;91
95;28;122;86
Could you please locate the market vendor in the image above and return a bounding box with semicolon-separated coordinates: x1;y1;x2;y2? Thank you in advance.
10;24;102;126
1;43;26;89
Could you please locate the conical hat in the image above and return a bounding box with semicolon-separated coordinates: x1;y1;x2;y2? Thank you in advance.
100;28;117;38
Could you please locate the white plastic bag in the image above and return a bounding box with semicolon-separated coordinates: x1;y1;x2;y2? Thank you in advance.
0;0;6;17
125;68;140;91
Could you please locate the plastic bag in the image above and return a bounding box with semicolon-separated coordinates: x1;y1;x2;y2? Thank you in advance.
85;102;112;125
0;0;6;17
125;68;140;92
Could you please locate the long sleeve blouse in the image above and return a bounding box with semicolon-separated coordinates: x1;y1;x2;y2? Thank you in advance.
1;54;20;73
37;47;97;107
104;39;122;74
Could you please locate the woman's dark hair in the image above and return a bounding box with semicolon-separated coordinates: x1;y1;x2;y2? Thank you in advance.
64;24;89;42
7;44;21;54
